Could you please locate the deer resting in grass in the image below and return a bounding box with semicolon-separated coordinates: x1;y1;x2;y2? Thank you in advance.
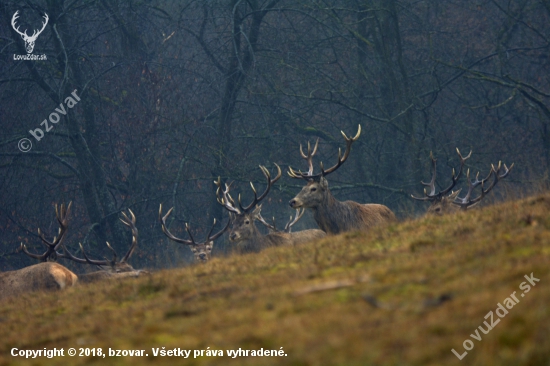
2;202;77;301
159;204;229;263
215;164;326;253
288;125;396;234
61;209;148;283
412;149;513;215
0;262;77;301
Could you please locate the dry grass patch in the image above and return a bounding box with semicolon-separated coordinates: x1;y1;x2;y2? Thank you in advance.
1;193;550;365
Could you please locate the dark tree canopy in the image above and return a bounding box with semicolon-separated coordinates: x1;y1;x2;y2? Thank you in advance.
1;0;547;271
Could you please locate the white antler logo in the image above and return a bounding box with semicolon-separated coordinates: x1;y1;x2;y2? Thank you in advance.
11;11;49;54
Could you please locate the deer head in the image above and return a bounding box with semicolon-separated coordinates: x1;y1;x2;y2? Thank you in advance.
288;125;361;210
214;164;282;243
159;205;229;263
11;11;49;54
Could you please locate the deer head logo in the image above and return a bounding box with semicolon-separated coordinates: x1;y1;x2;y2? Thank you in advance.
11;11;49;54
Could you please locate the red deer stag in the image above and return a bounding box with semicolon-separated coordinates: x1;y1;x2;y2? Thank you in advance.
159;205;229;263
60;209;148;282
412;149;513;215
215;165;326;253
288;125;396;234
2;203;77;301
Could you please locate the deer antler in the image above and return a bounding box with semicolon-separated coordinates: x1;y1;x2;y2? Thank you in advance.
238;164;282;212
119;210;138;264
254;205;278;232
20;202;72;262
288;125;361;180
159;204;229;246
62;209;138;270
216;164;282;214
452;161;514;209
284;208;306;233
411;148;472;201
214;178;241;215
255;207;306;233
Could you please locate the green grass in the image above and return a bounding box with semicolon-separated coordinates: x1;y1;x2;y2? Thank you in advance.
1;193;550;365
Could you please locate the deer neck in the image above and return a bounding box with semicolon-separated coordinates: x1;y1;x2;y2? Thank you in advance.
311;189;346;234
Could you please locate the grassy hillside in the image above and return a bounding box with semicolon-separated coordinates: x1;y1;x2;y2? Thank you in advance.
1;193;549;366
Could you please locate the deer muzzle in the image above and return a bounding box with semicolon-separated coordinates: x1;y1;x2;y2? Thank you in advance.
289;198;302;208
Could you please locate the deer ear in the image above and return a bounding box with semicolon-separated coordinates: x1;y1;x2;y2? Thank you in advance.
319;176;329;189
251;204;263;218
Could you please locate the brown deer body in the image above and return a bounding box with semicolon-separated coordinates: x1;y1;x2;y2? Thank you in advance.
216;165;326;252
288;126;396;234
227;205;326;252
293;184;395;234
0;263;77;301
259;207;327;245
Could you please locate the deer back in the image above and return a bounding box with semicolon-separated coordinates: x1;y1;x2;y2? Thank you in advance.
0;263;77;301
231;231;291;253
288;229;326;245
77;268;143;284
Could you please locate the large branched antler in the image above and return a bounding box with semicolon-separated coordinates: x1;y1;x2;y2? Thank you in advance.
61;209;139;271
215;164;282;214
411;148;472;202
20;202;72;262
288;125;361;180
256;207;306;233
452;161;514;209
214;179;241;215
159;204;229;247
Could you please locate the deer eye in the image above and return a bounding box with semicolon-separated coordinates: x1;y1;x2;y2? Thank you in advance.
245;220;250;224
311;187;317;192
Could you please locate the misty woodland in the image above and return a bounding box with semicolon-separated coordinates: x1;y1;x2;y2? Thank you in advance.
0;0;546;320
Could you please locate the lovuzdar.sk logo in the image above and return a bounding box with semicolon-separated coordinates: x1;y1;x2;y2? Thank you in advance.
11;10;48;60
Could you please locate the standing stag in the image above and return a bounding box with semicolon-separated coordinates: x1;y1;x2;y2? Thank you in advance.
60;209;148;282
159;205;229;263
2;202;77;301
288;125;396;234
412;149;513;215
215;164;326;253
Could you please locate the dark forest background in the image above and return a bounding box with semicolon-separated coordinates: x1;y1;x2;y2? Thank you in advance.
1;0;548;271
